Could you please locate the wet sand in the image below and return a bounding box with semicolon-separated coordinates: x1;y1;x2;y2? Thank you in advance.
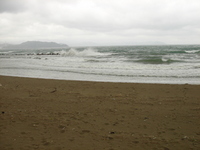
0;75;200;150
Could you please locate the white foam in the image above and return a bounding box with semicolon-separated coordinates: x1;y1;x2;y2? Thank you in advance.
0;51;13;54
161;57;170;62
185;50;200;53
58;48;109;57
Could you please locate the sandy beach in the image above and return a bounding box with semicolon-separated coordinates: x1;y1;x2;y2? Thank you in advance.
0;75;200;150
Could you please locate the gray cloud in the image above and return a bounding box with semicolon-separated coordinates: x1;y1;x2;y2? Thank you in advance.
0;0;200;46
0;0;27;13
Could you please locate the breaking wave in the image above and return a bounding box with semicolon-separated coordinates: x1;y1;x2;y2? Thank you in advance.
59;48;107;57
185;50;200;54
136;57;179;64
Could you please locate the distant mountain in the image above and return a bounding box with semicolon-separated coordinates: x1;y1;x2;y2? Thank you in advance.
2;41;68;49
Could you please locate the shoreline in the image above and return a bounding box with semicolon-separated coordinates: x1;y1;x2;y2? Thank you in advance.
0;74;199;85
0;75;200;150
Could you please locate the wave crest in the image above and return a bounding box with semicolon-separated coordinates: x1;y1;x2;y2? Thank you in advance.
136;57;177;64
185;50;200;54
59;48;105;57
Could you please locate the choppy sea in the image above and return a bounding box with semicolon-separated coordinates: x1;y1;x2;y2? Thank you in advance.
0;45;200;84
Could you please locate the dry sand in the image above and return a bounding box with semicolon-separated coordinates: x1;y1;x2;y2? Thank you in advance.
0;75;200;150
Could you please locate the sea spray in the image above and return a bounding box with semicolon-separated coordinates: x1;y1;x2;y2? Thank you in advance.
58;48;109;57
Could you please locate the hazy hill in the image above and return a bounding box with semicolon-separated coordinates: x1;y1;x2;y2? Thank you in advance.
2;41;68;49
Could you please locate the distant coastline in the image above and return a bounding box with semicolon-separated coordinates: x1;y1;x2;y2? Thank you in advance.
0;41;68;49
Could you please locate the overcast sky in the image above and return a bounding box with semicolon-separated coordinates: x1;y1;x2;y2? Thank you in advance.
0;0;200;46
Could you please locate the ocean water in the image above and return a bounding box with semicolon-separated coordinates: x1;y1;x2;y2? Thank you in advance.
0;45;200;84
